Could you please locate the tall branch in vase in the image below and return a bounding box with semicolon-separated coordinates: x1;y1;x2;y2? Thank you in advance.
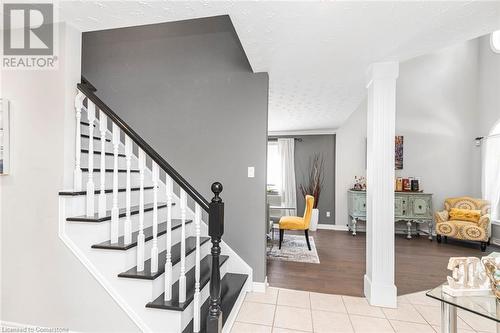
299;153;324;209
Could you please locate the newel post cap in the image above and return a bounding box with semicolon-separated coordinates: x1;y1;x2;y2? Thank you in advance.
211;182;223;203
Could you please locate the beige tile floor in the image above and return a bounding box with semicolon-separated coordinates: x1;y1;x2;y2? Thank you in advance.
231;287;498;333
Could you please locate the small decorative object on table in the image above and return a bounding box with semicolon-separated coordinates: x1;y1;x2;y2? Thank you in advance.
352;176;366;191
442;256;490;296
481;252;500;299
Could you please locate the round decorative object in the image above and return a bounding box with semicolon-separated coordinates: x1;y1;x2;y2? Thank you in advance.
455;199;475;210
460;225;485;241
437;222;456;236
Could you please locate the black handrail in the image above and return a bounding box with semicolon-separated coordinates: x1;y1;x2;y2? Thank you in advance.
77;82;211;212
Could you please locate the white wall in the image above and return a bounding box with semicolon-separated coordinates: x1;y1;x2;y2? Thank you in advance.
335;100;367;229
336;39;482;228
478;35;500;137
478;34;500;238
0;23;138;331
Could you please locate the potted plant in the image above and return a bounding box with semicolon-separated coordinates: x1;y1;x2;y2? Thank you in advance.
299;153;324;231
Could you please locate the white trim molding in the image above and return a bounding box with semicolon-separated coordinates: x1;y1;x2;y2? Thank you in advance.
317;224;348;231
253;277;269;293
268;128;337;136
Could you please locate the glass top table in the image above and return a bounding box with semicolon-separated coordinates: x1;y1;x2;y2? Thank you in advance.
426;284;500;332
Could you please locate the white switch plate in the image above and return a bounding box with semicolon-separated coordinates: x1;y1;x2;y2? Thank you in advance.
326;211;331;217
248;167;255;178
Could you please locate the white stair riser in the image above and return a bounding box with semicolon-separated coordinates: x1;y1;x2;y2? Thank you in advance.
81;136;125;154
63;189;166;214
66;209;161;244
81;152;138;170
179;264;228;333
150;239;211;301
81;170;154;189
98;222;196;270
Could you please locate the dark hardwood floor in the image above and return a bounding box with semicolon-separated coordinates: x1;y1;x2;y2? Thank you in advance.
266;229;499;296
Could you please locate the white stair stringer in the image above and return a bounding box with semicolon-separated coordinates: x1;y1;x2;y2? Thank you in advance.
60;195;218;333
58;113;253;332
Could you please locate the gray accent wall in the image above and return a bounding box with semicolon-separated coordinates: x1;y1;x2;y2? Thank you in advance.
294;135;336;225
82;16;268;281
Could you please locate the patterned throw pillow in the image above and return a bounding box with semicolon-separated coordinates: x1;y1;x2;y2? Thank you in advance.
449;208;481;223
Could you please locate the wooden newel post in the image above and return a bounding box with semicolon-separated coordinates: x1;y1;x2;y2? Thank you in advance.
207;182;224;333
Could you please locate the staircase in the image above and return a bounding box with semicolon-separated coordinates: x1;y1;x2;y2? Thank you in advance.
58;79;252;332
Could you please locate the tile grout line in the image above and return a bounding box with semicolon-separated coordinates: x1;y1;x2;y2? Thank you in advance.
342;296;356;333
308;291;314;333
271;289;278;331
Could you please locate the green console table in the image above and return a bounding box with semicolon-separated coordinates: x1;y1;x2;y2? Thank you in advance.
347;190;433;239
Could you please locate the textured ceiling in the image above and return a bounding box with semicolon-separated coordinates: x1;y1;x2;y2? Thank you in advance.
58;1;500;132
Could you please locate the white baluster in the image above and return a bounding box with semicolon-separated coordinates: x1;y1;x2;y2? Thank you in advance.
137;149;146;272
110;123;120;244
179;189;187;303
150;162;159;273
74;92;84;191
124;136;132;245
193;203;202;332
86;101;96;217
98;112;107;218
164;175;173;301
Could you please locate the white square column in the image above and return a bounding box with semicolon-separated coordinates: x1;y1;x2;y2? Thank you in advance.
364;62;399;308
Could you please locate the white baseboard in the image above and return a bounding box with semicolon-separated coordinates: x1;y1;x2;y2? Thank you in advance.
492;238;500;246
253;277;269;293
316;224;348;231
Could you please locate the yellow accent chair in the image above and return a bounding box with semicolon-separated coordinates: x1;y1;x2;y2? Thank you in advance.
435;196;491;252
279;195;315;251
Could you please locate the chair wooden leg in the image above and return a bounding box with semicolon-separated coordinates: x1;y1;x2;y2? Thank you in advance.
304;229;311;251
279;229;284;249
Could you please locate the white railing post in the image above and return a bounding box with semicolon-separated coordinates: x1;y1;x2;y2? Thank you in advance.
179;189;187;303
86;101;96;217
98;112;107;218
151;162;159;273
164;175;173;301
193;203;202;332
74;92;84;192
110;123;120;244
137;149;146;272
124;136;132;245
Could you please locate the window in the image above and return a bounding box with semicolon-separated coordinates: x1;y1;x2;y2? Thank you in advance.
267;141;282;193
483;121;500;222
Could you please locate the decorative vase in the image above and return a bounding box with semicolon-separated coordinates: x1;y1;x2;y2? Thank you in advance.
310;208;319;231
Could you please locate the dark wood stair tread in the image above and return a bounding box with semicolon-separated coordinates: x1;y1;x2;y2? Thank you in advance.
59;186;154;196
118;236;210;280
80;167;139;173
92;218;191;250
81;149;126;157
146;255;229;311
182;273;248;333
81;134;111;142
66;202;168;222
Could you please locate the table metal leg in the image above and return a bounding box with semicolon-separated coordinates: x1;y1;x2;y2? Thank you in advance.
441;302;457;333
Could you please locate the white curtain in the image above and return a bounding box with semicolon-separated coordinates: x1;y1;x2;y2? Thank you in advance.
278;138;297;213
482;136;500;221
